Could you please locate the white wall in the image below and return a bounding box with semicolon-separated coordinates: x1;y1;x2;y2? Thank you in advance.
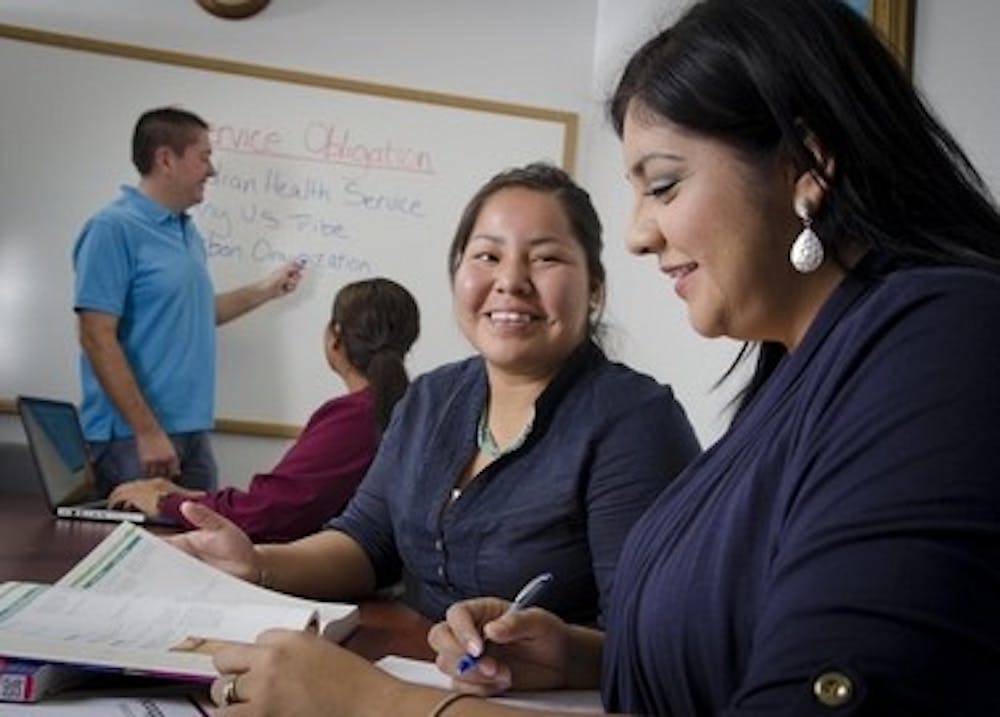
2;0;999;486
0;1;596;110
913;1;1000;195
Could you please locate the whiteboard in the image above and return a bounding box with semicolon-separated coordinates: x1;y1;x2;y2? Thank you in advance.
0;25;576;435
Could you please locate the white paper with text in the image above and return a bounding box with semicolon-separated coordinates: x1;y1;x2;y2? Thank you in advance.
55;522;357;642
0;581;317;679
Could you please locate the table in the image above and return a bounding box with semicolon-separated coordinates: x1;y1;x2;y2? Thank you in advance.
0;494;434;662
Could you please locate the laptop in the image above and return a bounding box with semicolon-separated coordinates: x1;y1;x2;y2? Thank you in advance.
17;395;171;524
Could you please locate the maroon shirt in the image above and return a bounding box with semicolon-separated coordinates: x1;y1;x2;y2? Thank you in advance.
161;388;377;542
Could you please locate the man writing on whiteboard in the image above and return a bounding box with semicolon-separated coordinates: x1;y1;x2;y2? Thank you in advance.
72;106;303;496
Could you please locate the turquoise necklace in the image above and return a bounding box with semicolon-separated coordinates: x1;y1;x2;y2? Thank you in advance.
476;405;534;459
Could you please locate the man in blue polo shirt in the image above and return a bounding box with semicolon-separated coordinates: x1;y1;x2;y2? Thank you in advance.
73;107;304;496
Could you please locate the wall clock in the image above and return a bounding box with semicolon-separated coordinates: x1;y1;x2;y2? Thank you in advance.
196;0;270;20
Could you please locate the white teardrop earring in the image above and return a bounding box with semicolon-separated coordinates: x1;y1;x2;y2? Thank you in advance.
790;199;824;273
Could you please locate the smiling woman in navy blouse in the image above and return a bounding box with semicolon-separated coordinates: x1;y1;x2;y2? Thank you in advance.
421;1;1000;716
170;162;700;627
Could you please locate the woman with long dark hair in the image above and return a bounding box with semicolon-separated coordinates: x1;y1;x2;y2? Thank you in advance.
422;1;1000;715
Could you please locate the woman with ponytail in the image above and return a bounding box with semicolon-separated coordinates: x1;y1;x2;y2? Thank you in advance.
109;277;419;541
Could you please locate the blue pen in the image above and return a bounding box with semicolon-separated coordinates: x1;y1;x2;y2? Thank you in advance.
456;572;554;675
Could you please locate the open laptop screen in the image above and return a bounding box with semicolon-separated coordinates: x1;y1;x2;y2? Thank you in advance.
17;397;97;508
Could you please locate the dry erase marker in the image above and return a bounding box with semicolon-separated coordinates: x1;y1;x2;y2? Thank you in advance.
456;572;554;675
283;258;307;291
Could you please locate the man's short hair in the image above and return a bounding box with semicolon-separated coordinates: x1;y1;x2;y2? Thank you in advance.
132;107;208;175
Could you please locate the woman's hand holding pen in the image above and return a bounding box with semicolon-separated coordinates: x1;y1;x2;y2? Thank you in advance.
427;596;572;695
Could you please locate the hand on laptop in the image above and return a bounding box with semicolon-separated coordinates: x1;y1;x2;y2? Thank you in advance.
108;477;206;516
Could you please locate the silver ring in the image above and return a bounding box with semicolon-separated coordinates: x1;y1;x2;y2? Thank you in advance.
223;674;243;706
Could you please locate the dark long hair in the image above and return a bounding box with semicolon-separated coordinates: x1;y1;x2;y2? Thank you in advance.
610;0;1000;413
331;278;420;434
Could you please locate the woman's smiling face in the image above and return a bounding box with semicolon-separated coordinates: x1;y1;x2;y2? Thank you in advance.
621;104;826;348
452;186;596;380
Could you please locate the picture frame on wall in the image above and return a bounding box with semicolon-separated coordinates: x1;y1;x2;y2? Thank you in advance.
844;0;917;75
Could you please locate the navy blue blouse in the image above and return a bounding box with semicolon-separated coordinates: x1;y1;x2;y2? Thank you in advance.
330;341;700;622
603;257;1000;715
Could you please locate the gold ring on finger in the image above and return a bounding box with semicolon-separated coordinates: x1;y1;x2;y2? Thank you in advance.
222;674;243;706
